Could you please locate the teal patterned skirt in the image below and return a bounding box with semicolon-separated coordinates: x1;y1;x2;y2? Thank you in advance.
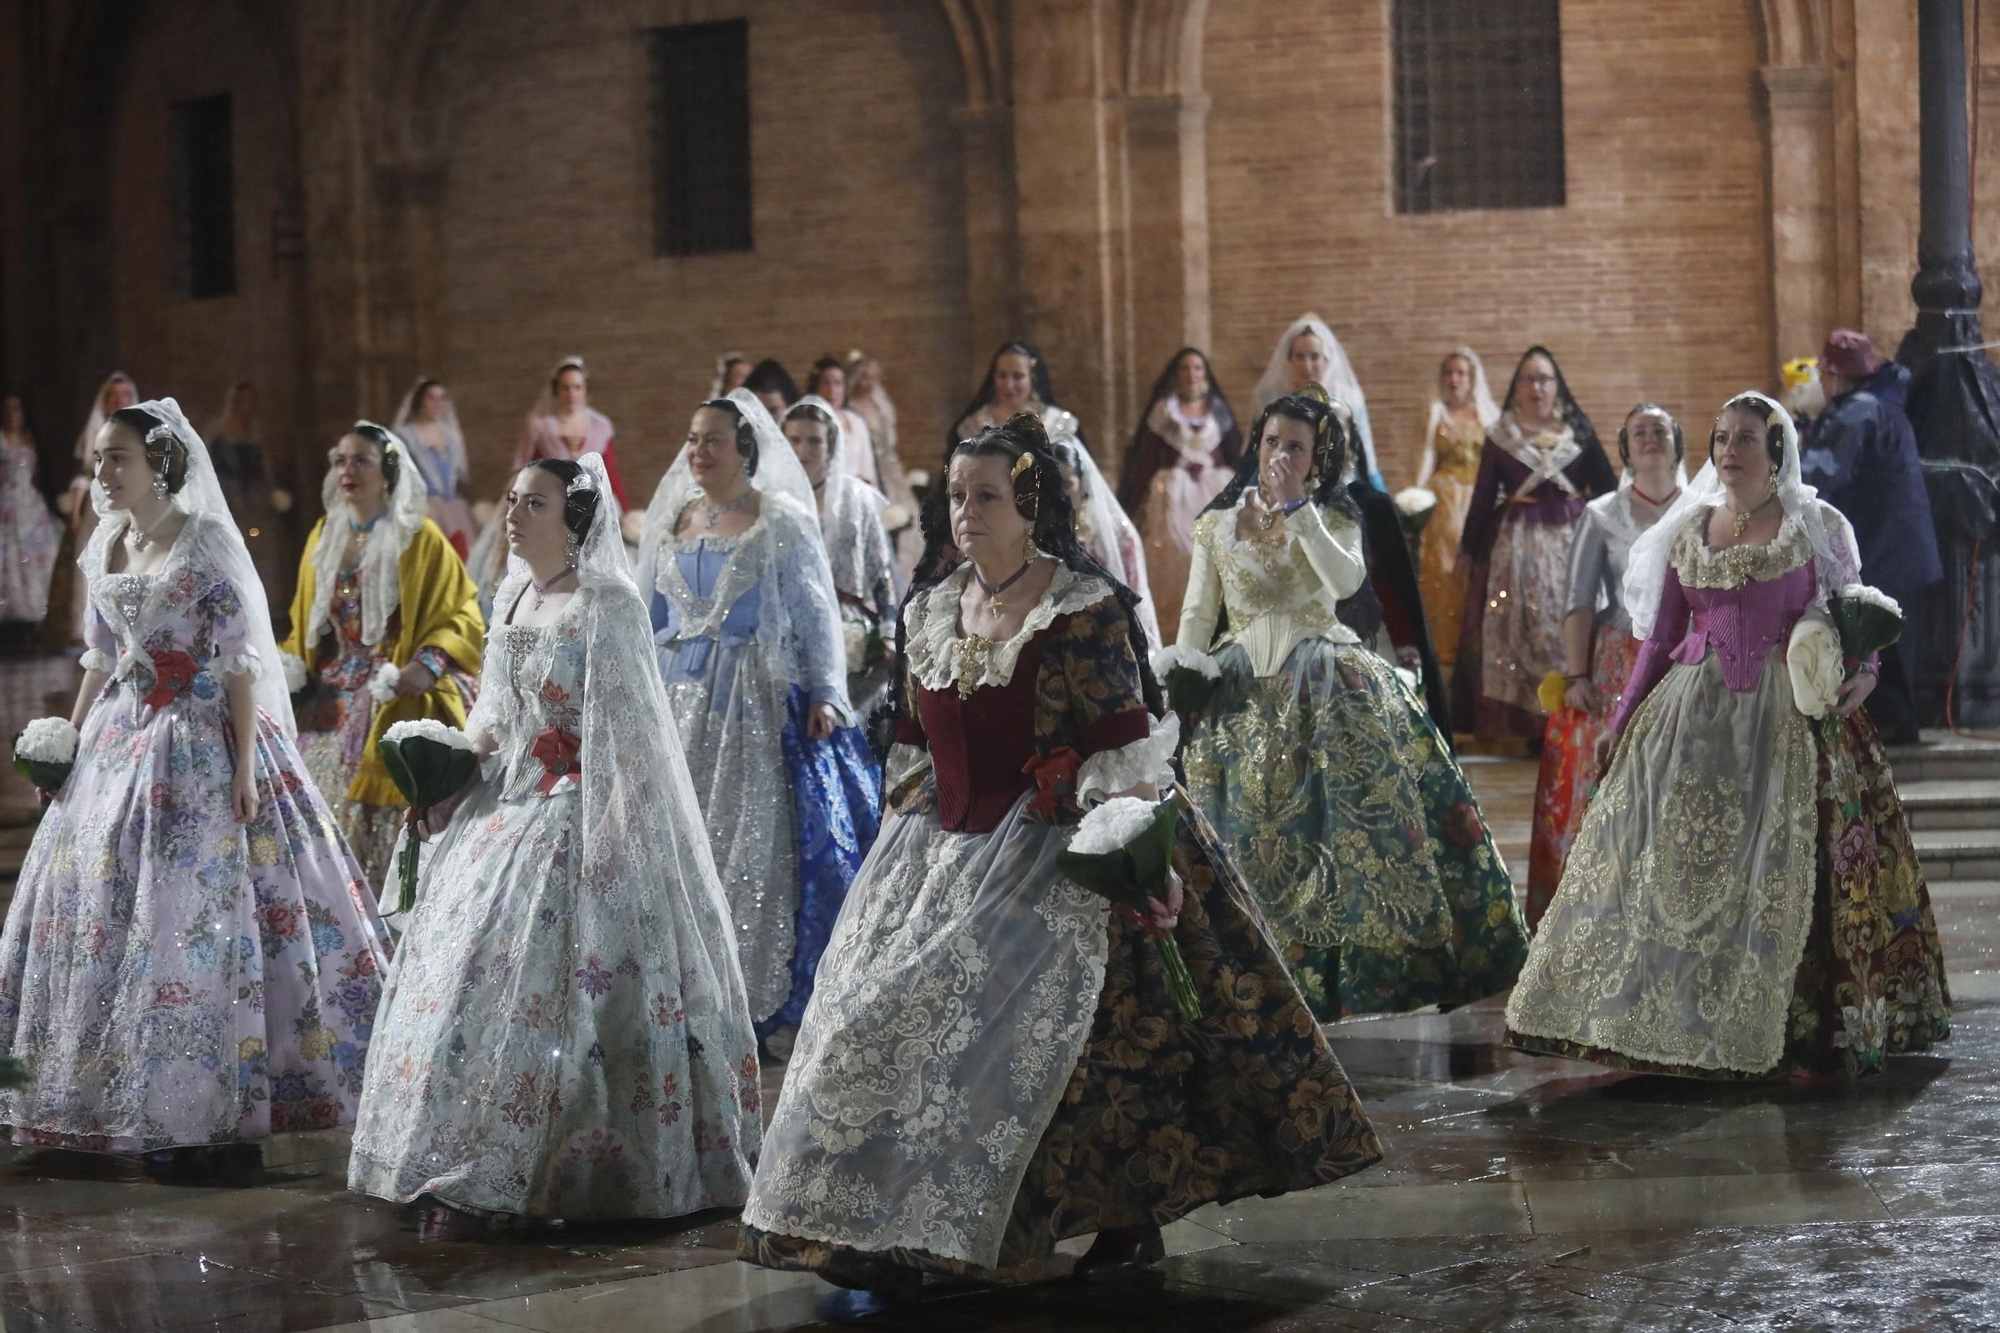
1183;637;1527;1019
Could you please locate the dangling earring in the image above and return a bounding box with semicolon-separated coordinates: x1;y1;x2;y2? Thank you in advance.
564;531;581;566
1022;528;1036;561
152;468;169;499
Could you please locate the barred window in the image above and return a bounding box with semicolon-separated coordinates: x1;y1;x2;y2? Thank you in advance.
1392;0;1566;214
172;93;236;297
649;20;753;256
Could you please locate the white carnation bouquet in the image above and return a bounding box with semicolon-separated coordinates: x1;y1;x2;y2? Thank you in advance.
13;717;79;793
1057;796;1201;1020
1393;486;1438;536
1151;643;1221;717
378;718;478;913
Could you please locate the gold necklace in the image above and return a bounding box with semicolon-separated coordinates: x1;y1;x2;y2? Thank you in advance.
952;633;996;700
1724;490;1778;537
1249;486;1282;531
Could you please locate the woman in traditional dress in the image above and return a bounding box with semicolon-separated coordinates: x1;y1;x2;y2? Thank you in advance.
1116;348;1242;635
63;373;138;639
391;377;479;558
1505;393;1951;1078
784;396;899;726
279;422;483;887
1523;404;1687;928
1412;348;1500;666
0;394;59;623
1173;388;1526;1019
1252;314;1383;490
0;398;389;1182
639;390;880;1048
1051;430;1161;647
739;410;1381;1291
846;350;920;581
1453;347;1616;741
802;357;879;491
349;454;759;1234
946;340;1082;455
512;355;629;509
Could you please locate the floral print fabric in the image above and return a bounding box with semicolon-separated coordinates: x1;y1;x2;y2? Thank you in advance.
0;545;389;1151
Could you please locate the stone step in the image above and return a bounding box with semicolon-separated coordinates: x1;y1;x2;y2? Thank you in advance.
1899;779;2000;830
1886;732;2000;785
1913;827;2000;881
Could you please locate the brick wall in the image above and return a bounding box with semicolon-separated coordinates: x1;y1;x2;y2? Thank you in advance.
427;0;970;503
1204;0;1776;488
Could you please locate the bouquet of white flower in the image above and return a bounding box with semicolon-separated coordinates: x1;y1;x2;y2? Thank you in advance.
379;718;479;914
1787;613;1845;721
1393;486;1438;537
1151;644;1221;718
12;716;78;794
1056;796;1202;1021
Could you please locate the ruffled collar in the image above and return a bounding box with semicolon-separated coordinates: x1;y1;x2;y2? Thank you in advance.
1147;396;1223;465
908;561;1114;695
1670;505;1814;589
1494;410;1582;487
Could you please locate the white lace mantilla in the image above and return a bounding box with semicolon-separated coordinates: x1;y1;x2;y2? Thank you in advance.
906;562;1115;696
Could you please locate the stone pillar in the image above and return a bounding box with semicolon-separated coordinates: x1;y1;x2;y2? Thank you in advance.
1903;0;1984;360
1121;90;1212;400
1758;65;1840;368
1008;0;1122;456
951;103;1021;411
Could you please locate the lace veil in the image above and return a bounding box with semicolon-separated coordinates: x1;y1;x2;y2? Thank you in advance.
304;422;431;649
85;396;296;735
787;394;896;612
1048;427;1162;647
390;379;469;496
636;389;851;715
1624;390;1862;641
1252;314;1381;485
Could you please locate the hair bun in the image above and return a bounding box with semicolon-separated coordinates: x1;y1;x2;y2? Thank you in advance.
1005;411;1050;450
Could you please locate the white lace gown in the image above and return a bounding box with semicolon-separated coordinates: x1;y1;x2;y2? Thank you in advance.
348;579;761;1221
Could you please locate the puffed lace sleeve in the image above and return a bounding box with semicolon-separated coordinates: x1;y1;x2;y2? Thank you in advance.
80;603;117;674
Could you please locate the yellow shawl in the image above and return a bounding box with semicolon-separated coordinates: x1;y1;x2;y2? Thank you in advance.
281;517;485;806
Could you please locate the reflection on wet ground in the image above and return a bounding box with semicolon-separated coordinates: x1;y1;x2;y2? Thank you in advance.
2;667;1997;1329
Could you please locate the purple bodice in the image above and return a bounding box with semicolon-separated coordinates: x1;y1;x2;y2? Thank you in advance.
1611;546;1823;735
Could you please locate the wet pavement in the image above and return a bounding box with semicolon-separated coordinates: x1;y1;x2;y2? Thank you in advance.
2;650;1997;1330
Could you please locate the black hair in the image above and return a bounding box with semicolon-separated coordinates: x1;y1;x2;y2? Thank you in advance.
1500;343;1608;468
1128;346;1239;462
348;421;403;493
523;457;601;541
804;356;846;398
1616;402;1686;469
1717;393;1789;469
901;411;1164;724
108;405;189;494
744;359;798;407
699;397;761;476
1203;391;1363;525
943;341;1068;457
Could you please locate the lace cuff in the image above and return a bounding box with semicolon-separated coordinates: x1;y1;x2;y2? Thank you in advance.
281;651;309;694
79;649;115;673
211;651;262;680
1076;712;1181;806
886;741;930;792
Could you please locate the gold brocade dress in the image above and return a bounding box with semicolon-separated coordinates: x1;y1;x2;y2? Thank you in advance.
1418;415;1485;666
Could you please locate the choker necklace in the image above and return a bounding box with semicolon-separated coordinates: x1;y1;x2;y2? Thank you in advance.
129;505;176;552
702;490;753;529
531;565;577;611
1631;483;1680;508
1249;486;1286;531
1724;490;1779;537
973;556;1036;616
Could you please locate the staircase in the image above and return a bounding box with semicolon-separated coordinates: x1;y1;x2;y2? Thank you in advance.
1889;732;2000;881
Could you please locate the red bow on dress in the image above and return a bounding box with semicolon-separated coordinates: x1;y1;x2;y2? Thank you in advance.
143;651;199;711
1023;746;1084;819
531;727;581;796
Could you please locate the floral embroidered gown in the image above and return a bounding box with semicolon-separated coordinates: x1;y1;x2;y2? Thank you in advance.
1506;504;1951;1077
649;501;880;1039
1415;414;1484;666
739;565;1381;1282
348;577;760;1220
0;513;390;1151
1177;496;1528;1019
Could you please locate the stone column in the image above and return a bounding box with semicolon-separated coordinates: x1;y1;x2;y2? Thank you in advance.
1902;0;1984;361
1758;65;1839;368
1120;90;1212;400
951;103;1021;407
